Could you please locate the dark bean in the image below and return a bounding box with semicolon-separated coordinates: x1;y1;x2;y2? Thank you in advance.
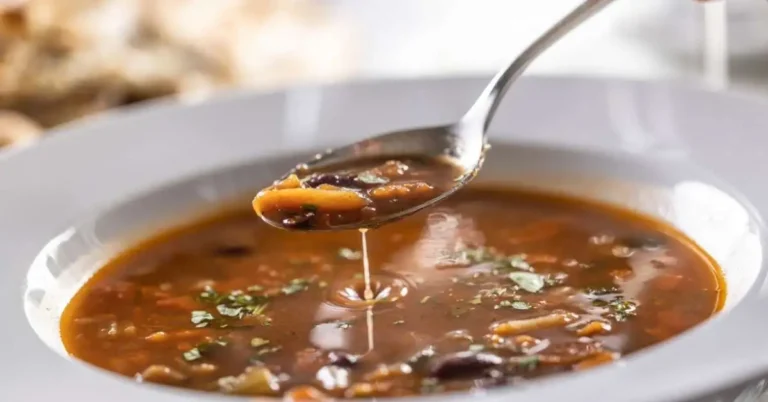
328;351;360;368
281;211;315;229
428;351;503;380
303;173;360;189
213;245;252;257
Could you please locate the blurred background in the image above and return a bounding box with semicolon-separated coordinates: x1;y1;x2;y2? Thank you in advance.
0;0;765;148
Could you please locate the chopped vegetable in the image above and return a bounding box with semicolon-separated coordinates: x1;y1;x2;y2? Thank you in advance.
491;311;578;336
218;367;280;395
282;278;311;295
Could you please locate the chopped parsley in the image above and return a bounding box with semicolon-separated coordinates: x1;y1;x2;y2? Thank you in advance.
190;310;215;327
454;247;535;274
282;278;311;295
193;286;270;328
216;304;244;318
338;248;363;260
508;272;545;293
198;286;222;304
609;297;638;321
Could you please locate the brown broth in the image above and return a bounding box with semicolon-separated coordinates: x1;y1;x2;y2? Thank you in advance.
60;186;725;399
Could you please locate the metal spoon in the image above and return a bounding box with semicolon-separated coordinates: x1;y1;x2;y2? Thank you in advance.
271;0;614;229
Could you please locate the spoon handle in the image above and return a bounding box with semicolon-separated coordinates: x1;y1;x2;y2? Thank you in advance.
461;0;616;134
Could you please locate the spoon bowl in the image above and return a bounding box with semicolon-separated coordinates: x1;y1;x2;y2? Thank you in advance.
260;0;615;230
265;123;484;230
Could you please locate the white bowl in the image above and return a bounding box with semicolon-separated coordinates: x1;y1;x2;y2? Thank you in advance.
4;76;768;402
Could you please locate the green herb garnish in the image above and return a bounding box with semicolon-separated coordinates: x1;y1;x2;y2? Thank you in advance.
190;310;215;327
609;297;638;321
282;278;311;295
509;272;545;293
216;304;244;318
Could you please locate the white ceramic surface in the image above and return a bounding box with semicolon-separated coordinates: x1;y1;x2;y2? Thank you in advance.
4;76;768;402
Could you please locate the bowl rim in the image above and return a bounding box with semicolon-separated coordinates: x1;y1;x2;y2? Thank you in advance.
4;75;768;402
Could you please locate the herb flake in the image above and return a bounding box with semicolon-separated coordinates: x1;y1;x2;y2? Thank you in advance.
509;272;545;293
495;300;532;310
282;278;311;295
190;310;214;327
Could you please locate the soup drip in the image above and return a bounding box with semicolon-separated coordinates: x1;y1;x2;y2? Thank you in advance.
327;273;410;308
360;228;373;301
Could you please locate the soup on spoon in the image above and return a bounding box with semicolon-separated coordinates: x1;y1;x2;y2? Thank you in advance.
253;156;464;231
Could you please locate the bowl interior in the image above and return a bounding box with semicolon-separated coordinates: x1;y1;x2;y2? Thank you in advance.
24;142;763;359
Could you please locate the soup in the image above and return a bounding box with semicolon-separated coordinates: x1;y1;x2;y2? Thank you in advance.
60;187;725;399
253;156;463;230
